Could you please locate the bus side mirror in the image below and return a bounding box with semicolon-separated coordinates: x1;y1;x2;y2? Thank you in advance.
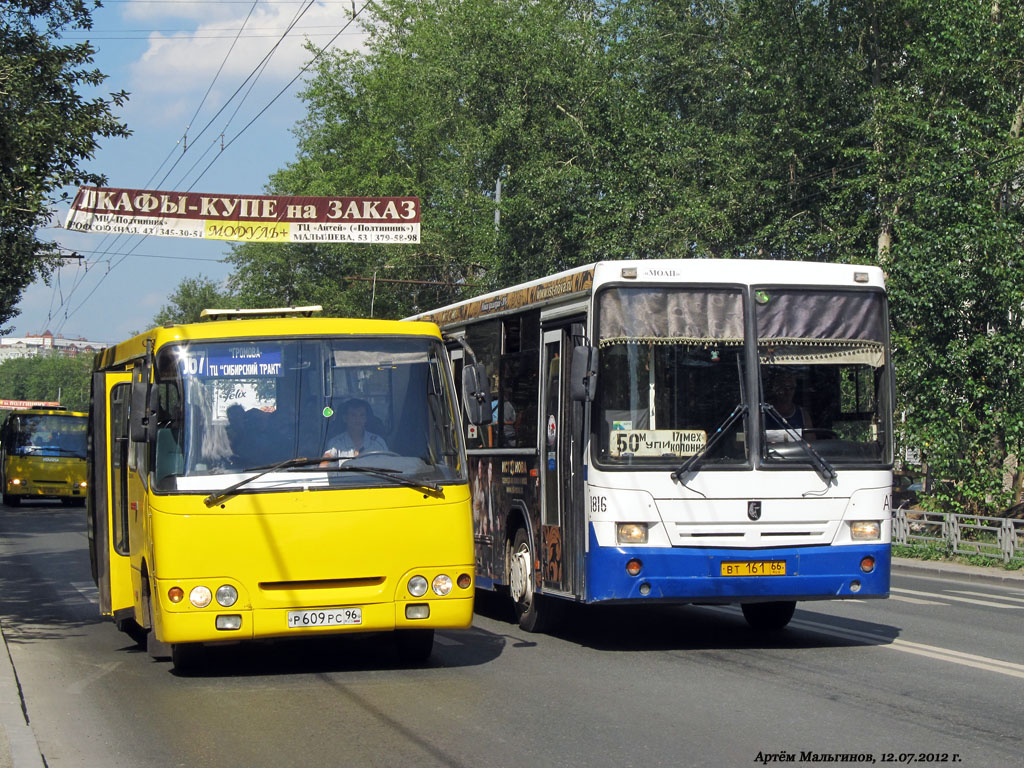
461;364;491;425
571;346;598;402
129;383;159;443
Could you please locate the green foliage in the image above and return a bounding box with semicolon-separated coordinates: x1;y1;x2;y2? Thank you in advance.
0;0;131;330
0;354;93;411
152;275;233;326
892;542;952;562
893;541;1024;572
214;0;1024;515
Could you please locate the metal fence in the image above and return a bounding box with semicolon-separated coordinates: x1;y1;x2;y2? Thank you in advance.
893;508;1024;563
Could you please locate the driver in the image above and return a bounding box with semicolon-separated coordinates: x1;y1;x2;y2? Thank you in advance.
322;399;389;460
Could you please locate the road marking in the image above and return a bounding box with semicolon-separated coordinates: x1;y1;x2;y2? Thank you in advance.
703;606;1024;681
891;587;1021;609
889;594;946;606
786;617;1024;680
950;589;1024;605
70;581;98;604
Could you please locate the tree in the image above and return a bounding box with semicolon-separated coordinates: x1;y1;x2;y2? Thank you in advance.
221;0;1024;514
0;0;130;331
153;275;233;326
227;0;608;317
0;354;93;411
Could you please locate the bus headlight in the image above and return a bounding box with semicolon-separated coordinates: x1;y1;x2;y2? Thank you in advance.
189;586;213;608
9;478;21;486
408;576;428;597
851;521;881;540
617;523;649;544
216;585;238;607
431;574;452;596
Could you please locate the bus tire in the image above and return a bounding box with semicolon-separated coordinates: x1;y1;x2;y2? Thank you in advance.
741;600;796;631
171;643;204;674
143;574;172;660
146;630;172;660
115;617;146;647
510;527;549;633
395;629;434;665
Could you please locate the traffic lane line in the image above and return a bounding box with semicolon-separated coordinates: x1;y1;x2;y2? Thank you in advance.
787;616;1024;681
891;587;1022;609
702;606;1024;681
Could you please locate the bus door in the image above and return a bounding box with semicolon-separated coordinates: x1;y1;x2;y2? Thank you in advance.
90;371;134;619
540;321;586;597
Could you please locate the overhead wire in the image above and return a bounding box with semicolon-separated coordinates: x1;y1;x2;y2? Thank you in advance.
50;0;362;333
50;0;365;333
191;1;370;186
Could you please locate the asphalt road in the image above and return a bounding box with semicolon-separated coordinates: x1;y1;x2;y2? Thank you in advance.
0;501;1021;768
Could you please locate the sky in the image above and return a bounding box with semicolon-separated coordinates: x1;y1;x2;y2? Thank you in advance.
8;0;370;344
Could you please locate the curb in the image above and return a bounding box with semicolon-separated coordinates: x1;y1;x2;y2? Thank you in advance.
0;622;43;768
892;556;1024;586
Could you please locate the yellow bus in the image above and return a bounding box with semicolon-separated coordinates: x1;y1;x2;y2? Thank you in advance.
88;308;474;669
2;408;88;507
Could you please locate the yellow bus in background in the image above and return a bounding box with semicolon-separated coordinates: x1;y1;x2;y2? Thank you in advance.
1;408;88;506
88;308;474;670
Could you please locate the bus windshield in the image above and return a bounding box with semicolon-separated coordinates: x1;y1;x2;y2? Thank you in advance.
756;287;891;466
595;287;748;466
594;284;892;469
6;414;88;459
153;336;465;492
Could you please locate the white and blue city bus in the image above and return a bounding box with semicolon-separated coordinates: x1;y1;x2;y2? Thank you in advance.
410;259;893;631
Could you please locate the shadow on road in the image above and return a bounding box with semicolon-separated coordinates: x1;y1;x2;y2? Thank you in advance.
473;586;901;653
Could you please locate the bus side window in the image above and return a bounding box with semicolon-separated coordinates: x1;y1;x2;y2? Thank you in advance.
465;320;501;448
155;428;184;486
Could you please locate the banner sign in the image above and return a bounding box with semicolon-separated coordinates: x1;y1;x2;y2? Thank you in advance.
0;400;61;410
64;186;420;244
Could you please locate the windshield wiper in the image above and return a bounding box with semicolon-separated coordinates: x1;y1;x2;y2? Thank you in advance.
317;464;443;495
204;456;446;507
203;456;325;507
761;403;837;484
672;403;747;481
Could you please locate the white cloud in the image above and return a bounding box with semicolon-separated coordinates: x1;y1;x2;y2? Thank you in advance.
129;3;366;94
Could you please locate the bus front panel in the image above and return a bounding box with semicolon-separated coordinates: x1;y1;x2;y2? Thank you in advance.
146;485;474;644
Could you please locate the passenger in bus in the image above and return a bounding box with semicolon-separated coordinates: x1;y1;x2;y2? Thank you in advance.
323;399;389;460
226;404;266;468
764;368;813;438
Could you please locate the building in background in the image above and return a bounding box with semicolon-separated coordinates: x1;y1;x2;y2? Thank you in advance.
0;331;111;363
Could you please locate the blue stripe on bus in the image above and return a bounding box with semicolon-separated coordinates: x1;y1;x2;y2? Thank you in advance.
584;524;890;604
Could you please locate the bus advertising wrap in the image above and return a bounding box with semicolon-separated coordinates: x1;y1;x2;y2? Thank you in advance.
64;186;421;244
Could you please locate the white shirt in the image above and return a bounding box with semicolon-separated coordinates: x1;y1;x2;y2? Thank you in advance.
325;430;389;458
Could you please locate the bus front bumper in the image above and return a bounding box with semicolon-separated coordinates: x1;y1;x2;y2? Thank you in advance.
584;526;890;604
153;595;474;644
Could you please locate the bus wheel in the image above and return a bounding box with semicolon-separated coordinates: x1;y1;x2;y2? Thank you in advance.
115;618;146;647
146;630;172;660
395;629;434;665
143;576;172;660
171;643;205;674
510;527;548;633
741;601;796;632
